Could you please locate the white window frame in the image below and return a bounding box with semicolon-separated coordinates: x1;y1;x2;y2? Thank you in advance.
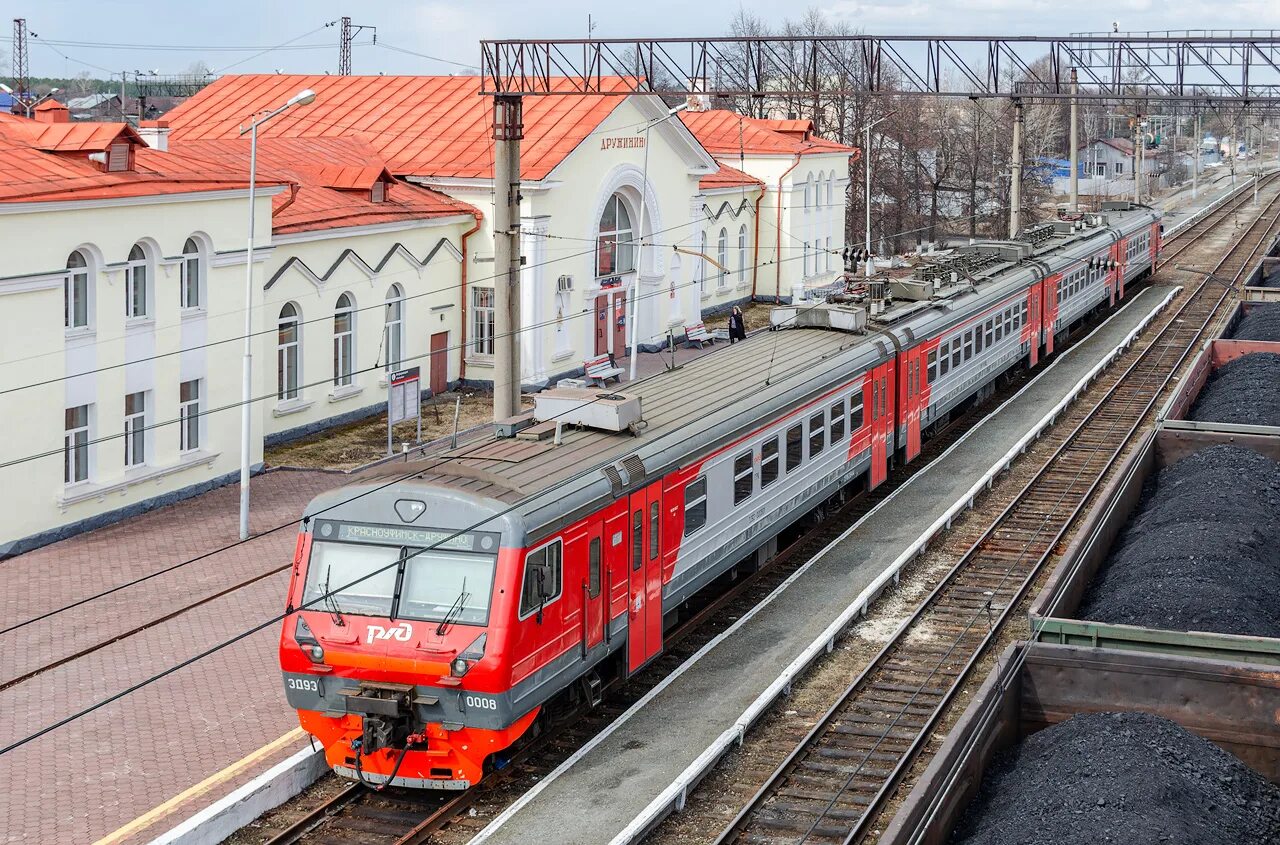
64;404;90;484
65;250;91;330
179;379;201;452
125;243;149;319
803;241;811;278
698;230;709;294
683;476;708;536
596;194;635;278
180;237;203;310
277;303;301;401
384;284;404;372
333;293;355;388
738;225;748;284
716;228;728;289
471;287;495;356
733;449;754;506
124;391;146;467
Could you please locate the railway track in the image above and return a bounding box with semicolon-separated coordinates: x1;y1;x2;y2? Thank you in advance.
709;182;1280;845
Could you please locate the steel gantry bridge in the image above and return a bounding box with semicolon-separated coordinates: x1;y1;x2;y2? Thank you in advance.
476;33;1280;422
479;33;1280;104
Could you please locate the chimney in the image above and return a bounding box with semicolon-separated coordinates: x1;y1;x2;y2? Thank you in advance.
685;78;711;112
138;119;170;152
34;99;70;123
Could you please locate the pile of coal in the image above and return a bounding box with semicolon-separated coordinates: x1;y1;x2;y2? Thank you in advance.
1188;352;1280;428
1258;264;1280;288
1078;444;1280;637
951;711;1280;845
1229;304;1280;342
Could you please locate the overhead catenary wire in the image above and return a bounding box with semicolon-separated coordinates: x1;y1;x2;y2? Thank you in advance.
0;241;821;473
0;294;841;758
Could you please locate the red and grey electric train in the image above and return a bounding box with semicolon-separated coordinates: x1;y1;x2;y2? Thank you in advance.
280;203;1162;789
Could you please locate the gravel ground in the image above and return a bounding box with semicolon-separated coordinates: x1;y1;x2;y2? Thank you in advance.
950;712;1280;845
1079;445;1280;636
1188;352;1280;427
1230;304;1280;341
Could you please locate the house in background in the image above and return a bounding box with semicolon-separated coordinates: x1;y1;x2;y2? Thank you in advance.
67;92;124;121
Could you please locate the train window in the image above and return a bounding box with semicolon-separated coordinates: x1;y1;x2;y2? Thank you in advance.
809;412;825;457
303;542;400;617
927;350;937;382
733;450;754;505
1020;301;1029;325
939;352;950;376
974;325;983;354
649;502;659;560
850;394;865;430
995;319;1003;341
985;320;994;347
761;437;780;487
786;424;803;472
684;478;707;536
950;339;961;368
830;399;845;442
588;537;601;598
632;510;643;571
963;334;973;362
519;540;563;618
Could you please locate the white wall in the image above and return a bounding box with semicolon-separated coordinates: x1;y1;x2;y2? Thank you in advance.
0;189;272;550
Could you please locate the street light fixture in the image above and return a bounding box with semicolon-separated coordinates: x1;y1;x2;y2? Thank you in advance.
1;83;62;118
236;89;316;540
630;100;689;382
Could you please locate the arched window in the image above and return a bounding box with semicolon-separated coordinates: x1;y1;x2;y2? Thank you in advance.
65;250;90;329
738;225;748;284
125;243;149;318
596;194;635;277
333;293;355;387
698;230;709;294
803;175;813;212
716;228;728;288
277;303;300;401
816;171;826;209
383;285;404;372
826;173;836;212
180;237;203;309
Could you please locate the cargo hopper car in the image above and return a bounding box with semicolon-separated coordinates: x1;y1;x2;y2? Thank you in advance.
279;203;1162;789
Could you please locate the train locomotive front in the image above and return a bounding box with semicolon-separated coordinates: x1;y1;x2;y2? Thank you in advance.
279;480;539;789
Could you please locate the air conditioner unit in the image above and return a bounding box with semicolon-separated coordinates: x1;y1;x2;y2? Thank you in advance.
557;275;574;292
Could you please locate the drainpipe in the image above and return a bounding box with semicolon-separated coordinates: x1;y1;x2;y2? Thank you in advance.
274;182;300;217
749;188;763;299
458;214;483;382
775;154;802;302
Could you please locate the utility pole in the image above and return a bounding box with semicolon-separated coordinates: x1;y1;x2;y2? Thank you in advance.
492;95;524;422
1193;113;1201;200
1069;67;1079;212
11;18;29;116
1010;99;1024;237
337;17;376;75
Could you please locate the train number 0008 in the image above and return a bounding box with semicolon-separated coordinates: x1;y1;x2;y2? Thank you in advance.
287;677;319;693
465;695;497;710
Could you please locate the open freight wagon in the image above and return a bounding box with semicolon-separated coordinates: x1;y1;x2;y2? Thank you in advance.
878;642;1280;845
1029;427;1280;665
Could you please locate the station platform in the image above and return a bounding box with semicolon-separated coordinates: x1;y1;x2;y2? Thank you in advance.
0;468;346;845
470;283;1181;845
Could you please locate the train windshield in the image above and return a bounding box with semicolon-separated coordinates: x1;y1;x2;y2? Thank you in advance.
302;541;400;616
398;549;496;625
301;537;497;625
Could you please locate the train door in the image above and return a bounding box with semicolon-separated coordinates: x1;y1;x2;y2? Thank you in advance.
869;367;889;489
1115;239;1128;300
905;353;922;461
583;522;605;652
1044;275;1059;356
603;507;629;645
1026;288;1040;367
626;480;663;673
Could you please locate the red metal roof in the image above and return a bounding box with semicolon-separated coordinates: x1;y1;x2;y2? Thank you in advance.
170;136;480;234
165;74;637;181
0;121;257;203
1;119;144;152
699;163;764;190
679;110;854;158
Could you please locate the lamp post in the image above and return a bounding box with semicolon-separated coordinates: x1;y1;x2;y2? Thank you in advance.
236;88;316;540
861;112;894;278
630;101;689;382
0;82;59;118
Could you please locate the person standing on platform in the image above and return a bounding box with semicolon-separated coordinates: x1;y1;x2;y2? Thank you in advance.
728;306;747;344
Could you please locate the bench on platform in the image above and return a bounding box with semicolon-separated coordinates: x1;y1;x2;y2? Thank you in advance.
685;321;715;348
583;354;624;386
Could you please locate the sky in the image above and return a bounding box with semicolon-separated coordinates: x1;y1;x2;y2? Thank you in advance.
10;0;1280;80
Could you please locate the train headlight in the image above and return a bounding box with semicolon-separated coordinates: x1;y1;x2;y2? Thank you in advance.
451;658;470;677
451;633;488;677
307;644;325;663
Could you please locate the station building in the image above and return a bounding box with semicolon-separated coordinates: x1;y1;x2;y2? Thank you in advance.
0;79;852;554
